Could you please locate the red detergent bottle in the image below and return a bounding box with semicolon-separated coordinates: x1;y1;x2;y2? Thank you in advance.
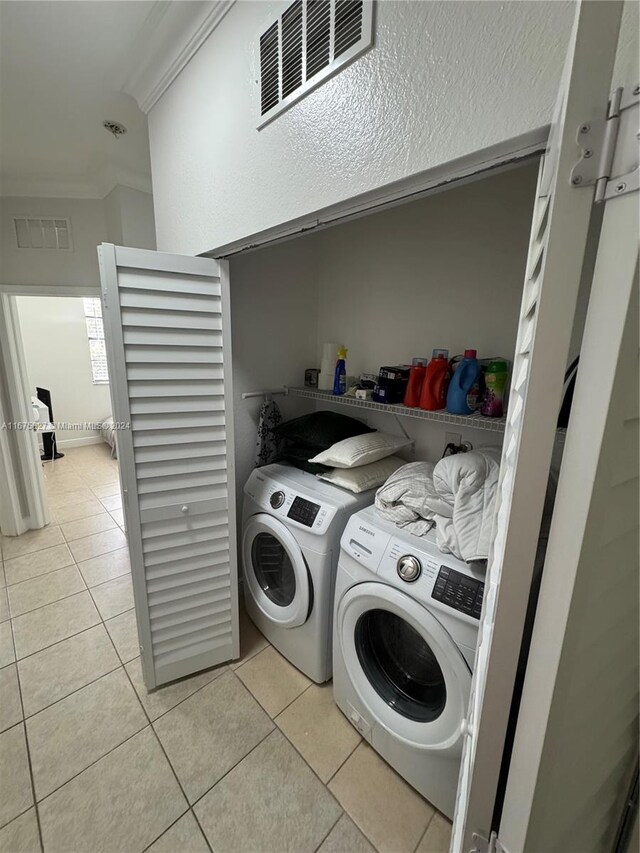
403;358;428;407
419;349;451;410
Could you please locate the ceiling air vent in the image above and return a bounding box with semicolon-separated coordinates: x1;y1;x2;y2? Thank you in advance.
13;217;72;251
258;0;374;128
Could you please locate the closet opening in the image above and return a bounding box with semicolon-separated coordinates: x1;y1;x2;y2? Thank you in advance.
222;150;592;827
224;154;583;515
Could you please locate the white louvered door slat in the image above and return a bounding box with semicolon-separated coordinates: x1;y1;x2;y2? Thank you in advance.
98;245;239;689
452;2;625;849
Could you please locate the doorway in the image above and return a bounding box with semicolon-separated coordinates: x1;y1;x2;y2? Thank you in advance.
2;294;138;657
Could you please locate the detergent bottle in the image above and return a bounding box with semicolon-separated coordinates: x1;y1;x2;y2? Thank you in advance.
403;358;428;407
419;349;451;410
481;359;508;417
446;349;482;415
332;346;348;395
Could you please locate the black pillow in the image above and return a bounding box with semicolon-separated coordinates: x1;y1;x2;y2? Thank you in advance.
280;443;331;475
274;410;374;451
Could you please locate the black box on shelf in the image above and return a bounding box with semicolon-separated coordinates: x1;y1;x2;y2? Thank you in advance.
373;365;410;404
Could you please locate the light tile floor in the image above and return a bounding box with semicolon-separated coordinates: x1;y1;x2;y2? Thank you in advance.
0;444;452;853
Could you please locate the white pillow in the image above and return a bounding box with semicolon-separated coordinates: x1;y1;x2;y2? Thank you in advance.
318;456;406;493
309;431;412;468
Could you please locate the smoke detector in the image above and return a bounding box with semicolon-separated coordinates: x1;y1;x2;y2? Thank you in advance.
102;120;127;139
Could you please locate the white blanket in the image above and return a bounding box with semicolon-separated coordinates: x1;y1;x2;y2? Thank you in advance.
375;447;502;562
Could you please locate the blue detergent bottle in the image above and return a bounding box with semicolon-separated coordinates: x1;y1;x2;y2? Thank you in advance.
447;349;482;414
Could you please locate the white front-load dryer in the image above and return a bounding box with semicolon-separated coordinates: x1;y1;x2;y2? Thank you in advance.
242;463;373;683
333;505;484;818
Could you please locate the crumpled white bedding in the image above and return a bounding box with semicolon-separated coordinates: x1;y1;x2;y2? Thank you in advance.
375;447;502;562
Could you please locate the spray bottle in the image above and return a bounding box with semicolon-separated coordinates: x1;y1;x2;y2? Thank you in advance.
333;346;348;396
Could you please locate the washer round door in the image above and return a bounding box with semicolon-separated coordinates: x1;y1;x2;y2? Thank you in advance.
337;582;471;750
243;514;310;628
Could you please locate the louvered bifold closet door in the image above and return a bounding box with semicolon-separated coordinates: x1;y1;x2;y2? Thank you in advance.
451;2;624;850
98;245;239;690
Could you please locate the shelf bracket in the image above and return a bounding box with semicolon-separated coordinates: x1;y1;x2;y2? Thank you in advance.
393;414;413;443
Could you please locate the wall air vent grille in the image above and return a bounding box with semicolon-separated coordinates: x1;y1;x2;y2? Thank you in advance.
260;22;280;115
258;0;373;128
282;0;304;98
13;217;72;251
335;0;364;57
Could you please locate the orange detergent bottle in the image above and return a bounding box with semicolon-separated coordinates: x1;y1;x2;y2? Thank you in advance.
419;349;451;410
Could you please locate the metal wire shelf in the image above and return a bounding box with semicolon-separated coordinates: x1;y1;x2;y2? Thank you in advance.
285;387;509;433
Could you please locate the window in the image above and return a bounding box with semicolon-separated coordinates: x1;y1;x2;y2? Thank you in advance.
83;298;109;384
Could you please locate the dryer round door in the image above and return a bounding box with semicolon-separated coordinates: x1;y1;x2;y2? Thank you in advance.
337;582;471;750
243;514;310;628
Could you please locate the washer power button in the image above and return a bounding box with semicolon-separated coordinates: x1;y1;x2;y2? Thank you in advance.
397;555;422;582
270;491;285;509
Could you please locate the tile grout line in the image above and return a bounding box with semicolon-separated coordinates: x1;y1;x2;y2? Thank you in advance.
8;603;46;853
19;658;123;722
139;808;191;853
413;809;437;853
7;575;89;621
324;735;362;786
222;668;357;842
312;811;344;853
18;535;147;815
74;555;217;853
6;450;132;850
33;719;149;809
11;606;134;667
118;659;216;853
4;537;128;585
11;605;105;663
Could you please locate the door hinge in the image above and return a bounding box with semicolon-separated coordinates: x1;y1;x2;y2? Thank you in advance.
570;83;639;201
470;831;509;853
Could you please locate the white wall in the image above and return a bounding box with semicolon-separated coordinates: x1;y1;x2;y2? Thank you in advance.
229;238;318;519
313;162;539;459
315;164;539;373
148;0;576;255
0;188;155;294
16;296;112;446
104;185;156;250
0;196;108;292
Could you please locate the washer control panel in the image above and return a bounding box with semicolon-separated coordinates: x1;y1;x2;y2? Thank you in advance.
245;472;337;534
287;496;320;528
431;567;484;620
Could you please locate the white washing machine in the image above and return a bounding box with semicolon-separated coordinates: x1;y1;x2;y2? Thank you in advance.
242;463;373;683
333;505;485;818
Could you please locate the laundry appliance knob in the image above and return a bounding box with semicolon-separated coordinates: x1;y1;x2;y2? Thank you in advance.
397;555;422;582
270;491;285;509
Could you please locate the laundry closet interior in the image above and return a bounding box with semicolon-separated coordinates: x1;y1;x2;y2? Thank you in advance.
210;148;585;823
226;154;575;511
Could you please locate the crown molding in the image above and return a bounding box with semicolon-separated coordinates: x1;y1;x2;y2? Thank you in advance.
0;164;153;200
121;0;235;114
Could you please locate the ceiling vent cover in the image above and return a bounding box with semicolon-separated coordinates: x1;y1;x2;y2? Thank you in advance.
258;0;374;128
13;217;72;251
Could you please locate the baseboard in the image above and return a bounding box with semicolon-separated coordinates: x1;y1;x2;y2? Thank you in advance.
55;436;105;449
